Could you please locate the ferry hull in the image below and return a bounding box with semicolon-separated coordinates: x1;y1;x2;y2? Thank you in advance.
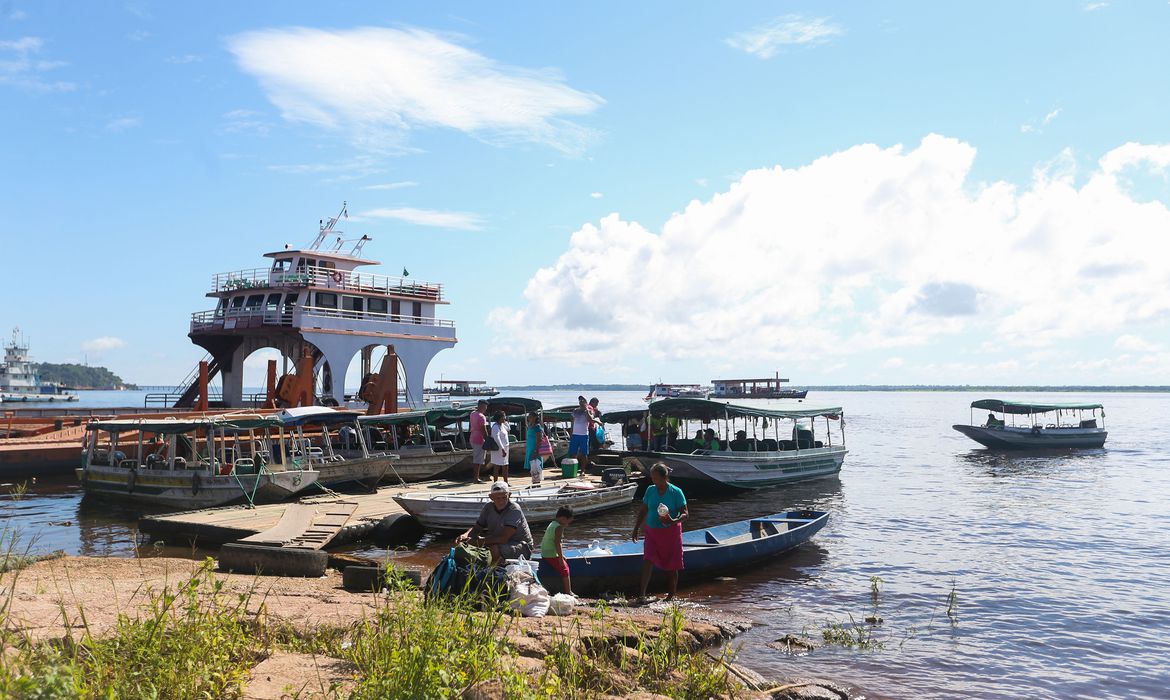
615;446;846;492
952;424;1107;450
76;466;317;509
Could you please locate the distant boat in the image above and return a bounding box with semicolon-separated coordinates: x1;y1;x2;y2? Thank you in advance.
599;398;846;493
0;328;78;403
536;509;829;594
644;383;709;402
710;372;807;400
952;399;1107;449
424;380;499;398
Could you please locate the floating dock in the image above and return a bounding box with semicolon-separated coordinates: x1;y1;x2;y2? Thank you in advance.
138;474;585;548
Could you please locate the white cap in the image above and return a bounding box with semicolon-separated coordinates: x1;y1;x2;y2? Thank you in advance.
490;481;511;494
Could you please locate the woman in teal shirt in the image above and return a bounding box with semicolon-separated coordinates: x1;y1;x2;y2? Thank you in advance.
630;462;688;601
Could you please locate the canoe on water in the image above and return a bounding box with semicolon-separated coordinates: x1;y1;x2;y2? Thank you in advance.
536;509;828;595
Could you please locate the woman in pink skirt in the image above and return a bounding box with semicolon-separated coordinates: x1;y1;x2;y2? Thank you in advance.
631;462;688;602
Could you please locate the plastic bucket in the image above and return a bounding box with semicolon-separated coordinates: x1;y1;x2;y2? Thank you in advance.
561;458;579;478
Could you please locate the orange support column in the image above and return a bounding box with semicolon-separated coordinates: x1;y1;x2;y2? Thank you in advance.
265;360;278;409
196;361;210;413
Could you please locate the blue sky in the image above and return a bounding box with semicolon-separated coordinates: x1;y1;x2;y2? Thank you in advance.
3;2;1170;388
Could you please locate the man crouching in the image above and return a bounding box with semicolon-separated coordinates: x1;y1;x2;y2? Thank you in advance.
455;481;535;565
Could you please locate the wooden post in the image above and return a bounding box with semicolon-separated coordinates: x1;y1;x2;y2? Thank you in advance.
265;360;277;409
196;360;209;413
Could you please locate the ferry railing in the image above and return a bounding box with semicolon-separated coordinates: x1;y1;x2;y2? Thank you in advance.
144;392;270;408
300;306;456;328
210;267;443;301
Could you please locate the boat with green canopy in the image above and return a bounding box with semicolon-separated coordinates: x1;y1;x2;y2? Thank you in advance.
357;407;474;481
953;399;1107;449
598;398;847;492
77;414;319;508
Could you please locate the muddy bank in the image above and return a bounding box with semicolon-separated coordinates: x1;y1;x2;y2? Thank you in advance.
1;556;853;698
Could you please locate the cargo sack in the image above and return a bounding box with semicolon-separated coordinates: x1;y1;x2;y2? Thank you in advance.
507;579;550;617
454;543;493;570
548;593;577;616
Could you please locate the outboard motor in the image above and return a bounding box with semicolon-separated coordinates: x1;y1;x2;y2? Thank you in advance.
601;467;628;487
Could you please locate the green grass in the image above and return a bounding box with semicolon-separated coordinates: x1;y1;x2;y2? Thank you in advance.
0;556;738;699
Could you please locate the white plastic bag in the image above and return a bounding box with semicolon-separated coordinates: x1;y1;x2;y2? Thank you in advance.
504;558;539;581
530;458;543;484
582;539;612;557
508;580;550;617
548;593;577;616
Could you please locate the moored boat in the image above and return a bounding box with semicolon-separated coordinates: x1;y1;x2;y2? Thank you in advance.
77;414;318;509
393;479;637;531
710;373;807;400
536;509;829;594
0;328;79;404
600;398;846;493
952;399;1107;449
272;406;396;488
644;383;709;402
358;408;473;482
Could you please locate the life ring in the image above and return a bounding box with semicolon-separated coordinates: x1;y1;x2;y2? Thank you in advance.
333;271;344;284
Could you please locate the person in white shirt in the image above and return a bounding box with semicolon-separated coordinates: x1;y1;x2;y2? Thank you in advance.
490;410;511;484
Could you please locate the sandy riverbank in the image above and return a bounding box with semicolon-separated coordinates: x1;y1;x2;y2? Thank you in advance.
0;556;851;699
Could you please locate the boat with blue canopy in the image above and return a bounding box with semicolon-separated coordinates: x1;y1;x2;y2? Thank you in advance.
598;398;846;492
952;399;1107;449
535;509;828;594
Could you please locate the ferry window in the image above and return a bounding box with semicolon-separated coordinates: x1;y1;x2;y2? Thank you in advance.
368;298;387;314
315;292;338;309
271;259;290;272
214;299;226;318
283;293;298;310
391;300;401;318
229;296;245;309
342;296;364;312
295;258;306;271
321;261;336;270
265;294;281;311
411;302;422;321
245;294;264;310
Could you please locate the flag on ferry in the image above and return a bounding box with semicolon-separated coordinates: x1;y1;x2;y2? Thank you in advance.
403;268;410;277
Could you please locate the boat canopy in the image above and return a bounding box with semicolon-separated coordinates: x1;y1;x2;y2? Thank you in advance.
601;398;842;424
358;408;465;427
87;415;279;434
275;406;363;426
970;399;1104;415
483;396;544;415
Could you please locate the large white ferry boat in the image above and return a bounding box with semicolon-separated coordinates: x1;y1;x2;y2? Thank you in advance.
0;328;78;403
182;203;457;409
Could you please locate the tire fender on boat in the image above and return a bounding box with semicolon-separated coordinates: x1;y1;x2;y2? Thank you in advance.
126;468;137;494
191;471;201;495
217;543;328;578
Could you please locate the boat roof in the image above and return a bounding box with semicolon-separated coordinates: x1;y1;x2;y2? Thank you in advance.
276;406;362;426
601;398;841;423
358;408;464;426
970;399;1103;414
263;248;380;266
88;414;279;433
434;380;487;385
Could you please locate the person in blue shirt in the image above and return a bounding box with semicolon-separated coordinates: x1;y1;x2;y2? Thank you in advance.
630;462;688;602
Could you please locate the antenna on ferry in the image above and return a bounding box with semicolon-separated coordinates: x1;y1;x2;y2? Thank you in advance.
310;202;347;251
351;234;371;257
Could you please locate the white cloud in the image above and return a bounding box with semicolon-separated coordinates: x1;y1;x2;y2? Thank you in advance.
726;15;844;59
127;30;151;41
362;181;418;191
7;9;28;20
1042;107;1062;125
1021;106;1062;134
883;357;905;369
1083;2;1108;10
105;115;142;132
1115;334;1161;352
165;54;203;64
590;192;603;199
359;207;483;231
491;135;1170;372
0;35;75;92
81;336;126;353
227;26;604;154
221;108;270;135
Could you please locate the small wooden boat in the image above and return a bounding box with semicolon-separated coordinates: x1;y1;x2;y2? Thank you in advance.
358;409;474;482
536;509;829;594
393;480;637;531
600;399;846;493
77;415;318;509
272;407;395;488
953;399;1107;449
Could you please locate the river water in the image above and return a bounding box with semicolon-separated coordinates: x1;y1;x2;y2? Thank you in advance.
3;390;1168;699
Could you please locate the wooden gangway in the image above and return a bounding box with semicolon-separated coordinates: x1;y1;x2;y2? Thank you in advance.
138;475;582;548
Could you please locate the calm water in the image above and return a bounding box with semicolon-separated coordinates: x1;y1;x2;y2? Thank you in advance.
3;390;1169;699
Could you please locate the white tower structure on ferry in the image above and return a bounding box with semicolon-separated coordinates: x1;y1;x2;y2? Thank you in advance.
186;204;456;408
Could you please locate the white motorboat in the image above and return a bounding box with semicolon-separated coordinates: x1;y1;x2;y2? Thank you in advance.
394;480;638;531
0;328;78;403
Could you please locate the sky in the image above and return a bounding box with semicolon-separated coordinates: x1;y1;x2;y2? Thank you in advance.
3;1;1170;389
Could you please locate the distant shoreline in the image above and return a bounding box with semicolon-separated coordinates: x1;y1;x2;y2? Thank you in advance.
498;384;1170;393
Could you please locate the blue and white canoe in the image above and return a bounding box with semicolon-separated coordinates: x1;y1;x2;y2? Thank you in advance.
537;509;828;595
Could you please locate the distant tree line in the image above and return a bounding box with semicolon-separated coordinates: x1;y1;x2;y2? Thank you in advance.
34;363;136;390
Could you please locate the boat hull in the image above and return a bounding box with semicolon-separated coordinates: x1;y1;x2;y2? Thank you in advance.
315;455;394;489
394;482;637;531
76;465;318;509
952;424;1107;449
538;510;828;594
0;393;79;403
379;448;473;483
615;446;846;492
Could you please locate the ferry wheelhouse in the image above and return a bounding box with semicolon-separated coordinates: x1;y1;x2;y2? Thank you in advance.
599;398;845;492
0;328;78;403
953;399;1107;449
185;204;457;409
